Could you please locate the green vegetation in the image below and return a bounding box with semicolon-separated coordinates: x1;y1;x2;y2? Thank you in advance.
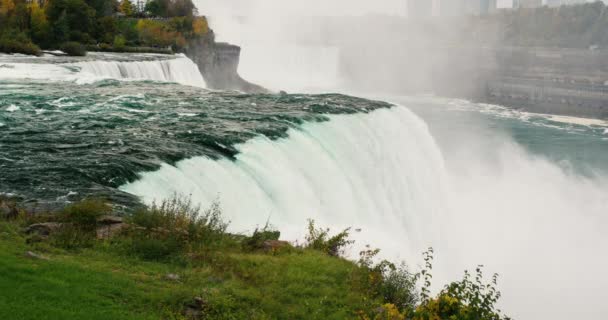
60;41;86;56
0;29;41;55
0;0;209;55
0;197;511;319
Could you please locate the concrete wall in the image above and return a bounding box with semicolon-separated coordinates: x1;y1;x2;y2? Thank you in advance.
483;47;608;119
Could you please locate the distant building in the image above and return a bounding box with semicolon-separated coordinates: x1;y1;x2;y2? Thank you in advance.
408;0;433;18
515;0;543;8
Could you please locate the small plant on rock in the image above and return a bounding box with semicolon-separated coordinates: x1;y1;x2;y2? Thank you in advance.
242;222;281;252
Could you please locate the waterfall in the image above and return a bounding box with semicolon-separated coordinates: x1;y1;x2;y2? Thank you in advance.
120;103;608;320
0;54;206;88
120;106;448;262
72;55;206;88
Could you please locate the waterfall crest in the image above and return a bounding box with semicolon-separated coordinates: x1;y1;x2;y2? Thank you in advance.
73;55;206;88
120;106;447;261
0;54;206;88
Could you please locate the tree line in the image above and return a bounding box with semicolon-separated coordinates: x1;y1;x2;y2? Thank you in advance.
0;0;208;55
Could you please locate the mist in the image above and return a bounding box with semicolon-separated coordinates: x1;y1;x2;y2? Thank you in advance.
193;1;608;319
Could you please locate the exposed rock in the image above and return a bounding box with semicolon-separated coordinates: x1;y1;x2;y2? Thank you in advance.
96;223;128;240
183;296;207;319
263;240;292;252
24;222;63;236
184;31;268;93
95;215;128;239
24;251;49;260
97;215;123;225
165;273;180;281
20;201;65;215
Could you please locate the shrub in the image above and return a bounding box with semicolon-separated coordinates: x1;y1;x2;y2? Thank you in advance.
0;30;41;55
113;35;126;50
51;224;96;249
60;41;87;56
126;196;229;261
411;248;510;320
48;199;111;250
304;219;353;257
354;246;418;315
0;196;19;220
60;198;110;231
380;263;419;312
242;223;280;251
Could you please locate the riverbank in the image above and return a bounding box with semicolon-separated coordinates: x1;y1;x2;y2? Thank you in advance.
0;197;509;320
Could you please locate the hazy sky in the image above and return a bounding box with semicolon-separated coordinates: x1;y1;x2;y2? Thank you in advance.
195;0;603;17
196;0;407;16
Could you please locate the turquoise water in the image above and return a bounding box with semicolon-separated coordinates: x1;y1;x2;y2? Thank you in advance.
0;79;389;205
401;96;608;178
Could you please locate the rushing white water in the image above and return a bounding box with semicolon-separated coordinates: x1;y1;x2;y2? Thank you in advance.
121;100;608;320
0;63;87;83
72;55;206;88
0;54;206;88
121;106;448;261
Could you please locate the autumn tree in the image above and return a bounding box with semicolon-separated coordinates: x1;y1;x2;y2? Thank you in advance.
119;0;134;16
29;1;50;45
0;0;15;17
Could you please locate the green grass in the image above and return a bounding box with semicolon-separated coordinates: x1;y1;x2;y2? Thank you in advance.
0;221;373;320
0;197;510;320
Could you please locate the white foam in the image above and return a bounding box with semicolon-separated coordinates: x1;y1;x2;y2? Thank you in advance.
0;63;91;83
548;114;608;127
5;105;20;112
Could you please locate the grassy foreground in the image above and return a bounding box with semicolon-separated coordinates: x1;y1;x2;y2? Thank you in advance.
0;198;510;320
0;227;361;319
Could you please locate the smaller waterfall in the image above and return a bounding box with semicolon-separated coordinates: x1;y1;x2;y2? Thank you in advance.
73;55;206;88
0;54;206;88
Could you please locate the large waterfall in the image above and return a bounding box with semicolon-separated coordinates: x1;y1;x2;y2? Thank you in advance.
121;106;447;261
120;99;608;320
